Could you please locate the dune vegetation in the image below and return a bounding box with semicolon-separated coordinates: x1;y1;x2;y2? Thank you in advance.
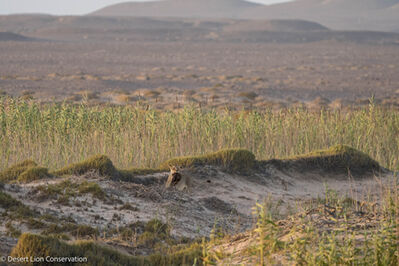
0;144;380;184
2;97;399;264
0;97;398;173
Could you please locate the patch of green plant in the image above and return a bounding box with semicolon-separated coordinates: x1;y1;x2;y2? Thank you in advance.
277;144;381;174
160;149;256;173
11;233;203;266
36;180;76;202
0;191;35;218
18;166;51;183
25;217;46;229
53;155;119;178
36;180;106;203
119;202;139;211
42;223;98;238
2;100;399;172
78;181;106;200
0;190;21;209
0;160;51;183
6;221;22;238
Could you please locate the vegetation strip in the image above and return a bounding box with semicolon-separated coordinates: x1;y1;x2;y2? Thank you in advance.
0;145;381;184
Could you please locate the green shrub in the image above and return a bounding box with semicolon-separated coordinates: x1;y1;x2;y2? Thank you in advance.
160;149;256;173
6;221;22;238
41;223;98;238
11;233;202;266
0;191;21;209
53;155;119;178
0;160;37;182
283;144;380;174
78;181;106;200
18;166;50;183
0;191;35;218
145;219;170;236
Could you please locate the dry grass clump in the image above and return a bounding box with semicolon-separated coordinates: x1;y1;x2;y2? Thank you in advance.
11;233;202;266
113;94;135;104
20;90;35;100
75;90;98;100
136;75;150;81
160;149;256;173
143;90;161;99
236;91;258;101
282;144;381;174
0;160;51;183
205;185;399;265
53;155;119;178
65;94;83;102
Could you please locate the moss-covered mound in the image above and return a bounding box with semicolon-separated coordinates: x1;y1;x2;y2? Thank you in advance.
18;167;51;183
11;233;202;266
160;149;256;173
53;155;119;178
0;160;51;183
278;145;381;174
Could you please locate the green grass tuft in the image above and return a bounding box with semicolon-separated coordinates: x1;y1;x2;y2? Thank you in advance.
282;144;380;174
0;191;35;218
36;180;107;203
78;181;106;200
11;233;202;266
0;191;22;209
18;166;51;183
53;155;119;178
0;160;38;183
160;149;256;173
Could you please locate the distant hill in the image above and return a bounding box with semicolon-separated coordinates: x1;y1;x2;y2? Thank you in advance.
92;0;260;18
1;15;398;45
92;0;399;32
222;19;329;33
242;0;399;31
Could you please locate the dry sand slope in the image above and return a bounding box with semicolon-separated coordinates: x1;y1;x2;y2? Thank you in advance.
0;147;391;258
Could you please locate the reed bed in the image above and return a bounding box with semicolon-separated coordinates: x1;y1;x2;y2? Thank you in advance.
0;97;398;171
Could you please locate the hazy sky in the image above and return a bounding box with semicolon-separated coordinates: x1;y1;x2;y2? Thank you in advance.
0;0;289;15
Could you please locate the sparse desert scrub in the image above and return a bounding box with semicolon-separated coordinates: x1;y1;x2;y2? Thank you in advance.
1;98;399;172
0;191;36;219
75;90;98;100
205;184;399;265
236;91;258;101
11;233;203;266
34;179;107;203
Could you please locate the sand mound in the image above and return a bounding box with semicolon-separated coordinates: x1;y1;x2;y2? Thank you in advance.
0;146;390;260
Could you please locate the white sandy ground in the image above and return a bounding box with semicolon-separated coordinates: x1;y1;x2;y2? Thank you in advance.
0;164;393;257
